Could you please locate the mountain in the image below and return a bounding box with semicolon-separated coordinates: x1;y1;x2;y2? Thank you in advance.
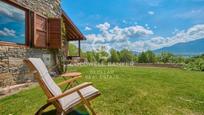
154;38;204;56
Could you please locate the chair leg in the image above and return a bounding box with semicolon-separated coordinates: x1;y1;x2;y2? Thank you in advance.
84;101;96;115
56;109;64;115
77;91;96;115
35;102;52;115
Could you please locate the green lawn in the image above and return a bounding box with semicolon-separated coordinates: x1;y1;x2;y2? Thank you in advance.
1;66;204;115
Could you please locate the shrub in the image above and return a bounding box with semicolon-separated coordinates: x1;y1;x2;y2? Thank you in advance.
185;58;204;71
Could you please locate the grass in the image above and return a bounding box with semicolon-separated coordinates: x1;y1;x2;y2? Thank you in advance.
1;66;204;115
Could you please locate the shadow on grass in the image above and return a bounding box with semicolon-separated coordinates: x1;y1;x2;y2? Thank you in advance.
42;109;84;115
42;106;89;115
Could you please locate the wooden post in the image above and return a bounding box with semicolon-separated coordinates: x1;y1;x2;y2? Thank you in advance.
67;40;69;57
78;40;81;57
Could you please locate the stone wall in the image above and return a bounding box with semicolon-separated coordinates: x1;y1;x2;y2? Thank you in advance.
0;46;56;87
17;0;61;17
0;0;61;87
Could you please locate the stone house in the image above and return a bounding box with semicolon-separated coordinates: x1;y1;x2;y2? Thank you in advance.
0;0;85;87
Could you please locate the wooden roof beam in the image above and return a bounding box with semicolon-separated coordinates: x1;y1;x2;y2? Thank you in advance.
61;11;86;40
65;26;76;38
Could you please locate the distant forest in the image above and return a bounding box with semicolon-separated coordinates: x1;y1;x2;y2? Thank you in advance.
69;44;204;71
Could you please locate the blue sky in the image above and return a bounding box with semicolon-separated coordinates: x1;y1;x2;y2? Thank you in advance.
62;0;204;51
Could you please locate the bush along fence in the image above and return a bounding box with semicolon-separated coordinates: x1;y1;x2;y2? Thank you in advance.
70;46;204;71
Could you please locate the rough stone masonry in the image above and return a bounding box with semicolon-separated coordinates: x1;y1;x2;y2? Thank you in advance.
0;0;61;87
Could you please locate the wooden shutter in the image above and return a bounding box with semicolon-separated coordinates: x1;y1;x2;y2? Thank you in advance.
48;18;61;49
33;14;48;48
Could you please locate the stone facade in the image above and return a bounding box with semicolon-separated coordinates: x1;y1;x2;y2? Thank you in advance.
0;0;62;87
17;0;61;17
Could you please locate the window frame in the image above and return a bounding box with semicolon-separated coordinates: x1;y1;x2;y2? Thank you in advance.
0;0;30;47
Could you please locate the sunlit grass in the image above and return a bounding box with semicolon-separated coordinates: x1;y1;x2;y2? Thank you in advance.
1;66;204;115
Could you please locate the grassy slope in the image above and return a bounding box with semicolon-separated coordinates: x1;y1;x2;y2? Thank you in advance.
1;66;204;115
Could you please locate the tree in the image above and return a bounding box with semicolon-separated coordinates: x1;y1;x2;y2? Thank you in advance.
109;48;120;63
68;43;78;56
86;51;96;62
158;52;174;63
133;55;138;62
172;56;185;64
96;46;109;63
119;49;134;63
68;43;86;59
145;50;156;63
138;52;148;63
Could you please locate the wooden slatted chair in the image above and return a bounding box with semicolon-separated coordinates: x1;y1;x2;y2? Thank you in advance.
24;58;100;115
60;72;82;91
46;63;82;91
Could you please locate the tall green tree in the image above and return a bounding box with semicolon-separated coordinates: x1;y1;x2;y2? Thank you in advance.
109;48;120;63
90;46;109;63
158;52;174;63
119;49;134;63
86;51;96;62
138;52;148;63
133;55;138;62
145;50;156;63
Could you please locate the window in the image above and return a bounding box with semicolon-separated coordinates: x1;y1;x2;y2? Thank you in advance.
0;1;26;44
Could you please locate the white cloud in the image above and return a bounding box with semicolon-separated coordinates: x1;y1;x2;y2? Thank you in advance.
129;24;204;52
0;28;16;37
85;26;92;31
0;6;12;17
96;22;111;31
88;22;153;42
83;22;204;52
148;11;155;15
0;1;25;21
83;22;153;51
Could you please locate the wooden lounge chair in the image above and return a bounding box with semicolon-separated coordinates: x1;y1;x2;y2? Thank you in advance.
24;58;101;115
47;64;82;90
60;72;81;90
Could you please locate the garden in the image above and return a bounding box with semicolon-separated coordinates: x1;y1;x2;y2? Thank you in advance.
1;66;204;115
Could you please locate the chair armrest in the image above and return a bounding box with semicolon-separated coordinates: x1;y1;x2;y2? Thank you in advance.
48;82;93;103
57;76;82;86
60;72;81;78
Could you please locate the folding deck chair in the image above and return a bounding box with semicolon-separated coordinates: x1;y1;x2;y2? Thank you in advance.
24;58;101;115
47;64;81;90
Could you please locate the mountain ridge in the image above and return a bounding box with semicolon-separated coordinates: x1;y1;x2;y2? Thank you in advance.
153;38;204;56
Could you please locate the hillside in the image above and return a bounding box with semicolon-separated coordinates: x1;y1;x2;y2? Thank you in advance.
154;38;204;55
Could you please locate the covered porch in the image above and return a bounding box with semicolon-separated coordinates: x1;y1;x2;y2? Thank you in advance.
62;11;86;63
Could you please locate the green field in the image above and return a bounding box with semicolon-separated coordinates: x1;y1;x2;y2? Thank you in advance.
1;66;204;115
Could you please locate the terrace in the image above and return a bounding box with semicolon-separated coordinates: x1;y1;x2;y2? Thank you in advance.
62;11;85;59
